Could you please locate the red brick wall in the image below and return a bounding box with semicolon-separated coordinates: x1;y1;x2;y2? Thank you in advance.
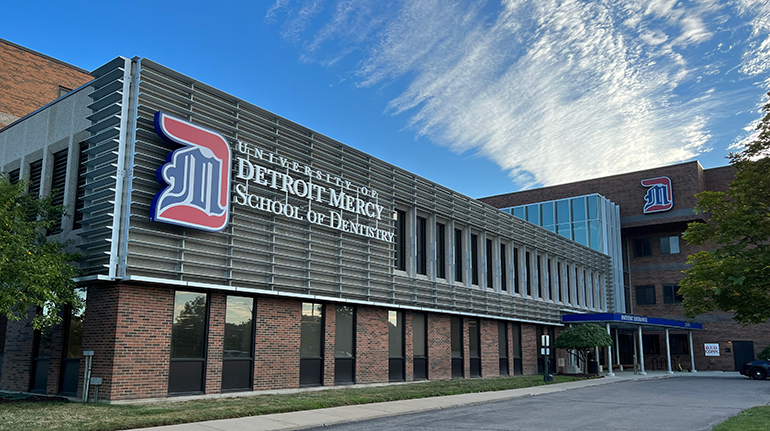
428;313;451;380
81;284;119;399
356;306;388;384
463;317;471;377
481;319;499;377
205;292;226;394
404;312;414;381
323;305;336;386
521;324;538;375
0;308;36;391
108;284;174;400
254;297;301;390
0;39;92;128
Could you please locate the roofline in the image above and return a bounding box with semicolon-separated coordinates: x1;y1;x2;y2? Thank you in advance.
0;37;91;75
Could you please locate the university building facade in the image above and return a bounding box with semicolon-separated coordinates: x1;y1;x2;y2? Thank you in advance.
0;51;613;401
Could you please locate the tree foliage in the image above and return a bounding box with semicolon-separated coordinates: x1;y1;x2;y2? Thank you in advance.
554;323;612;373
680;94;770;325
0;175;80;329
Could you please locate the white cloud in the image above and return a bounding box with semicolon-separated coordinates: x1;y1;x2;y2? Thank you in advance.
268;0;770;188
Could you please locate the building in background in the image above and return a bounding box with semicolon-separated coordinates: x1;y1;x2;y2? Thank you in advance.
0;38;92;128
480;162;769;373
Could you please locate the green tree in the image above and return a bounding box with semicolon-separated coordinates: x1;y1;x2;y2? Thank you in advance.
680;94;770;325
0;175;80;329
554;323;612;373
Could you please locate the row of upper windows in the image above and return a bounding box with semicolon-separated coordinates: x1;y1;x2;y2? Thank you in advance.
632;235;680;258
392;209;605;310
636;284;682;305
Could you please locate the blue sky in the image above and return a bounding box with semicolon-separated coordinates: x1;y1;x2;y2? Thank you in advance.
4;0;770;198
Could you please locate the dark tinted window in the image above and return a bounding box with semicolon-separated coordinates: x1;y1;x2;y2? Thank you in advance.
633;238;653;258
454;228;463;282
171;291;208;358
416;216;427;275
336;305;355;358
224;296;254;358
486;239;494;288
468;319;480;359
65;288;87;358
663;284;683;304
301;303;324;358
388;310;404;358
636;285;656;305
451;316;463;358
498;322;508;358
436;223;446;279
413;312;427;358
500;244;507;291
471;234;479;285
394;210;406;270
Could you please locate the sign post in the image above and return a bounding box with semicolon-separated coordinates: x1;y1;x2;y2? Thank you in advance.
541;335;553;383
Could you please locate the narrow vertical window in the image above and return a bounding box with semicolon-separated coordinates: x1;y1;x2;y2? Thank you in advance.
388;310;405;382
513;247;520;294
512;322;522;375
525;251;532;296
547;258;553;301
394;210;407;270
575;267;581;306
416;216;427;275
436;223;446;279
537;255;543;299
412;312;428;380
500;243;507;291
566;264;573;304
59;288;86;395
451;316;463;378
486;239;494;289
454;228;463;283
48;149;68;234
335;305;356;384
471;234;479;285
469;319;481;377
300;303;324;386
169;291;208;394
556;261;562;303
498;322;509;376
222;296;254;391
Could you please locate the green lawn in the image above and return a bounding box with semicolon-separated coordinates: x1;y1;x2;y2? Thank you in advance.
0;375;586;431
713;406;770;431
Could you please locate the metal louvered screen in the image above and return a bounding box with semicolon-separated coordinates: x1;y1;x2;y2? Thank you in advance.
48;149;68;234
8;169;20;184
27;159;43;222
73;142;87;230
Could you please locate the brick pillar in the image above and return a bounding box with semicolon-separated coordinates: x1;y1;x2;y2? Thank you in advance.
507;322;515;375
323;305;336;386
81;284;119;400
254;298;301;390
521;323;538;375
205;292;226;394
355;306;387;384
428;313;450;380
463;317;471;378
481;319;499;378
109;284;174;400
404;312;414;381
0;308;35;391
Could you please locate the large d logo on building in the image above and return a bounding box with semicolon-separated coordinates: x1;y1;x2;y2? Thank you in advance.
641;176;673;214
151;112;231;231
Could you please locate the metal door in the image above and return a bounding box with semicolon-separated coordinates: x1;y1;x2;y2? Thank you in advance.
733;341;755;371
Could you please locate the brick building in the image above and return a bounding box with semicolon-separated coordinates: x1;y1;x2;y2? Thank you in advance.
0;53;615;401
0;38;92;128
480;162;770;373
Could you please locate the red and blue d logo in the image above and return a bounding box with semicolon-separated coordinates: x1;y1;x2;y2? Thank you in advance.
641;176;673;214
150;112;231;231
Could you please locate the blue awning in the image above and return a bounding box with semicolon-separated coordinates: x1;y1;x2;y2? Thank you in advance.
562;313;702;330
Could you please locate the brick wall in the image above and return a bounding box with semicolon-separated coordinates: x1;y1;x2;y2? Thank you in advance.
521;323;538;375
254;297;301;390
0;308;35;391
323;305;336;386
81;284;119;399
427;313;451;380
205;292;226;394
480;319;499;377
356;306;388;384
404;311;414;381
0;39;92;128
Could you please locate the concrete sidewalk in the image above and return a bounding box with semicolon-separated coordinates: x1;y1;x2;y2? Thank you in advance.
132;371;741;431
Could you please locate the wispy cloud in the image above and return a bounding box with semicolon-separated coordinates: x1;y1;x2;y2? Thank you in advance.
267;0;770;188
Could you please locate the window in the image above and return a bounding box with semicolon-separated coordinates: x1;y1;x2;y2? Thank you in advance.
541;202;554;231
660;236;680;255
60;288;86;395
555;260;562;302
169;291;208;394
669;334;689;354
49;149;68;234
566;264;573;304
643;334;660;354
301;303;324;386
413;312;428;380
513;247;520;294
663;284;683;304
633;238;653;258
636;285;656;305
394;210;406;271
500;243;507;291
526;204;539;225
486;239;494;289
498;322;509;376
388;310;405;381
512;322;522;375
436;223;446;279
537;255;544;299
468;319;481;377
222;296;254;391
416;216;427;275
58;86;72;97
335;305;355;384
454;228;463;283
547;258;553;301
471;234;479;285
451;316;463;378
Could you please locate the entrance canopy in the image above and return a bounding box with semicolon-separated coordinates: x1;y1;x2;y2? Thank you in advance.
562;313;702;331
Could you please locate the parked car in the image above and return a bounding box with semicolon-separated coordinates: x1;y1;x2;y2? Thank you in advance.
740;360;770;380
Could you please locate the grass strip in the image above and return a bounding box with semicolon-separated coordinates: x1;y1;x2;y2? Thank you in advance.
0;375;586;431
712;406;770;431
